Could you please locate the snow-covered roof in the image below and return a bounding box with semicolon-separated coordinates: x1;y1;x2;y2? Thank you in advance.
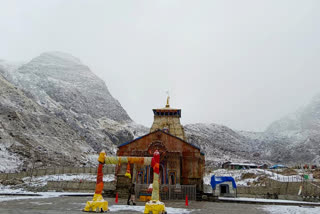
225;162;258;166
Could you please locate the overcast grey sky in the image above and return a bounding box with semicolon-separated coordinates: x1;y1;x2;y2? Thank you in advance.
1;0;320;131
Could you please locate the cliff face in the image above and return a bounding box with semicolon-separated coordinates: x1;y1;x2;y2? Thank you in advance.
8;52;136;153
0;73;95;172
0;52;147;172
12;52;131;122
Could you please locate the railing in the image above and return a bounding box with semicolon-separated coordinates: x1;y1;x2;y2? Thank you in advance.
135;183;196;201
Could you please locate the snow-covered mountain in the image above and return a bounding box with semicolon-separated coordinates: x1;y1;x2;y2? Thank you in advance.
0;52;148;172
1;51;319;172
0;59;23;81
184;123;267;167
266;94;320;136
0;73;96;172
182;94;320;166
260;94;320;164
7;52;145;153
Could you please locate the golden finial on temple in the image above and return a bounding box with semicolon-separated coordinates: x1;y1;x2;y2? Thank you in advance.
165;91;170;108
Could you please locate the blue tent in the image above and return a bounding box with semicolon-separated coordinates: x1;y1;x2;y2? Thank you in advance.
269;164;287;169
210;175;237;189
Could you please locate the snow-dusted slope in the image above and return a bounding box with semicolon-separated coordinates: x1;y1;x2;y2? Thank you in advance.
12;52;130;122
267;94;320;135
0;60;24;81
2;51;319;172
184;123;264;167
8;52;139;153
243;94;320;164
0;53;149;172
0;74;95;172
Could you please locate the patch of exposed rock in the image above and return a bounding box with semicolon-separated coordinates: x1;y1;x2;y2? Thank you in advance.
0;74;95;172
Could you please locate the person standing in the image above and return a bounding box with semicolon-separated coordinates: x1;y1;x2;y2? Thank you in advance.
127;183;136;205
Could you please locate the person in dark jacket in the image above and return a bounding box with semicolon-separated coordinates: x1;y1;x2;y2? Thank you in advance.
127;183;136;205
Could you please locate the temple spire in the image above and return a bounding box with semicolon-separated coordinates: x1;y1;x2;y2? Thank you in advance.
165;91;170;108
151;92;186;140
166;96;170;108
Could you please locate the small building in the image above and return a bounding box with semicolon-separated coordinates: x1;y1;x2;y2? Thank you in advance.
115;97;205;200
210;176;237;197
222;162;258;169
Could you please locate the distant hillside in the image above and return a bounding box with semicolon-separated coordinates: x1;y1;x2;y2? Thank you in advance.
0;73;95;172
184;93;320;166
8;52;142;153
0;53;147;172
184;123;266;167
262;94;320;164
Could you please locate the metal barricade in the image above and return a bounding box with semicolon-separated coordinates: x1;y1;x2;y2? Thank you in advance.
135;183;196;201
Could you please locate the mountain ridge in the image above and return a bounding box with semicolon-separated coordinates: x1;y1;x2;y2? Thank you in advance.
1;51;319;172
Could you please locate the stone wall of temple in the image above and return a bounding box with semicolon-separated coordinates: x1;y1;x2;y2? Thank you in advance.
150;116;186;141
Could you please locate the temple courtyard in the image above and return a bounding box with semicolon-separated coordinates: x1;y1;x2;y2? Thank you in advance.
0;196;319;214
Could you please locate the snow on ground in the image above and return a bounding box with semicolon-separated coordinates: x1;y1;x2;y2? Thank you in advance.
219;197;320;205
261;205;320;214
203;169;263;186
203;168;308;187
108;205;195;214
257;169;304;182
0;184;30;194
22;173;115;187
0;192;91;202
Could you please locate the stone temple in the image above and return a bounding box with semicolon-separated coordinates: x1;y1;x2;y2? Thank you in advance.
116;97;205;201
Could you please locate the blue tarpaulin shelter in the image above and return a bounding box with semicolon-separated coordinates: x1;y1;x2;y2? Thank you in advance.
269;164;287;169
210;175;237;189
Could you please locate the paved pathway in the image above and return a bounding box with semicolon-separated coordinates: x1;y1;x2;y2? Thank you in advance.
0;196;268;214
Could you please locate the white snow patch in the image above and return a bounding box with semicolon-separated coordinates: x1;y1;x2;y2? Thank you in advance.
220;197;320;205
256;169;304;182
22;173;115;187
0;192;91;202
203;168;306;187
261;205;320;214
108;205;194;214
0;184;31;194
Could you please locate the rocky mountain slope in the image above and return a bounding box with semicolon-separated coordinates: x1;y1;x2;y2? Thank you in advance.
0;53;147;172
0;73;96;172
182;94;320;166
188;92;320;166
184;123;267;167
261;94;320;164
7;52;145;153
0;59;23;81
1;51;319;172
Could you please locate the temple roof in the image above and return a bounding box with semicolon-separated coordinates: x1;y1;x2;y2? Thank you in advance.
117;129;204;155
152;96;181;116
152;108;181;117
